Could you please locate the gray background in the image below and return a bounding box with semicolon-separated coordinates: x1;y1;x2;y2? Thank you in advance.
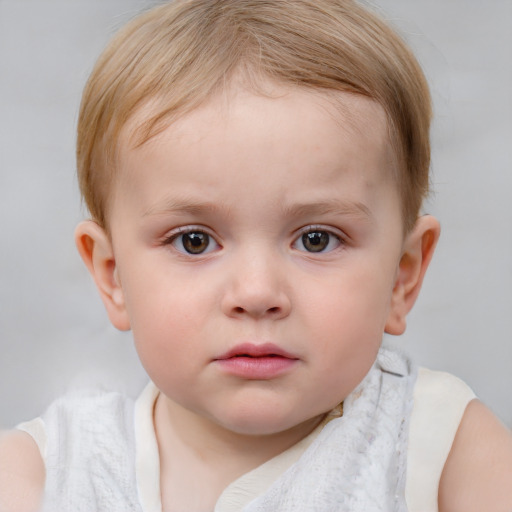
1;0;511;428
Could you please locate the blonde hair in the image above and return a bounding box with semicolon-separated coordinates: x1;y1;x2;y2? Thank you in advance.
77;0;431;232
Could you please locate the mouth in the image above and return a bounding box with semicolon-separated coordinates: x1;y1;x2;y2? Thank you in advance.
215;342;298;361
214;342;299;379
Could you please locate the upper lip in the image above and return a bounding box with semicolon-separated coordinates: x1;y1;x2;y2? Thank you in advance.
214;342;299;360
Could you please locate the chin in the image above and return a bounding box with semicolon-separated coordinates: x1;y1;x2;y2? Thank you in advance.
215;407;320;438
215;414;284;436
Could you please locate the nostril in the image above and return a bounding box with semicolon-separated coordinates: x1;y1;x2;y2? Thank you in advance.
232;305;281;316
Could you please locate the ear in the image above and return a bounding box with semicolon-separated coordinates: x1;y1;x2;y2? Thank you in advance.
385;215;440;335
75;221;131;331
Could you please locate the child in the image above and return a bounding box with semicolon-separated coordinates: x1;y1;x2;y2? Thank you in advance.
1;0;511;511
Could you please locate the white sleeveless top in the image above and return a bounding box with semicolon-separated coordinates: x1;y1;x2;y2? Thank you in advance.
17;360;475;511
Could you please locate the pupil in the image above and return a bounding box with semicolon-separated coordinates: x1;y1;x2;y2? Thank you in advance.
303;231;329;252
183;232;208;254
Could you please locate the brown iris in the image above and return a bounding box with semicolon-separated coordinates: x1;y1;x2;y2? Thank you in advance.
302;231;330;252
182;232;210;254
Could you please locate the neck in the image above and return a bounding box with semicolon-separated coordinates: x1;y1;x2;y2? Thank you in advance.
154;393;324;511
155;392;323;470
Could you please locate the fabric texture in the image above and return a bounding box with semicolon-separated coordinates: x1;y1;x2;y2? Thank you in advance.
129;367;475;512
36;390;142;512
239;346;416;512
17;345;436;511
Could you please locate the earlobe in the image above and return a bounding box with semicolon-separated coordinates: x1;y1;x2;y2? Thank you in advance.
385;215;440;335
74;221;131;331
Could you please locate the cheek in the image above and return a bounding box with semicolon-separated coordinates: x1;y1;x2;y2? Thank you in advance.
304;267;394;332
301;269;394;380
122;273;207;360
123;260;211;324
129;297;202;395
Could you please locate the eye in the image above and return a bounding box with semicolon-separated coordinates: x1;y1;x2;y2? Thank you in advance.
168;230;219;255
294;229;342;253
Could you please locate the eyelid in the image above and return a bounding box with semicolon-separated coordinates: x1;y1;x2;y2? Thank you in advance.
162;225;221;255
163;225;207;241
292;225;347;253
295;224;346;241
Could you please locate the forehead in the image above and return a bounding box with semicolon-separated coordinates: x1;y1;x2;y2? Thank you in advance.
120;83;393;167
113;85;396;215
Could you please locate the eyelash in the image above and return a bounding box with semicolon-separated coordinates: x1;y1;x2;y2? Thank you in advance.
293;226;345;254
162;225;346;256
163;227;220;256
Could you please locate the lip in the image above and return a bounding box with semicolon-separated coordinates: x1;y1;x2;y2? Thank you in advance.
213;342;299;379
215;342;298;361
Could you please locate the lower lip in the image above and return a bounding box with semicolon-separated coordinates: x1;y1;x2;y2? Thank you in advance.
215;356;298;379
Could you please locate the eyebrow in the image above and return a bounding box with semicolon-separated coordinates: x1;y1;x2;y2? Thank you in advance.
142;198;231;218
282;200;373;221
142;197;372;221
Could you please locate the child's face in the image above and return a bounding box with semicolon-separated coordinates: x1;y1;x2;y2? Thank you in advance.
107;85;406;435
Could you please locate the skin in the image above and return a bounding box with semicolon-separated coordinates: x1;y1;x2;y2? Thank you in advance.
0;431;44;512
1;84;511;511
100;87;422;509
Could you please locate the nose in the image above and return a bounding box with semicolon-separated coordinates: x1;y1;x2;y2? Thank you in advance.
221;250;292;320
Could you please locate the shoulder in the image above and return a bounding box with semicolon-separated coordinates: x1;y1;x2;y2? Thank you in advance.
413;367;475;404
438;399;512;512
0;429;45;512
410;367;476;448
406;368;476;510
0;390;139;512
409;368;476;464
39;388;135;436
